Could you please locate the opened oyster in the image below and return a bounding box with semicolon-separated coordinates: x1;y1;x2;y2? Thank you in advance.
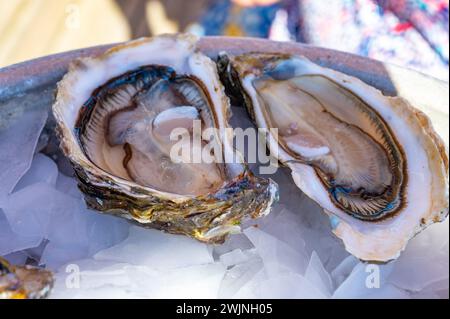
53;34;277;243
0;257;53;299
219;53;449;261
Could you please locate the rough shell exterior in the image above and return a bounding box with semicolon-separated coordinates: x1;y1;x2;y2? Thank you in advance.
0;257;53;299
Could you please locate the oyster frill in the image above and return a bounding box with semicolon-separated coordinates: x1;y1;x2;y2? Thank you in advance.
52;35;277;243
0;257;53;299
220;53;449;261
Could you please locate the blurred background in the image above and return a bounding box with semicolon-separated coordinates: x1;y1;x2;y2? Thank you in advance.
0;0;448;80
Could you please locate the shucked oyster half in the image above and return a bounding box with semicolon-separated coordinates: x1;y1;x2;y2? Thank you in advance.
219;53;449;261
53;34;277;243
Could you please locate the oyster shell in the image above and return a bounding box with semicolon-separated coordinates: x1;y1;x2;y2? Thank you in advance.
219;53;449;261
53;34;278;243
0;257;53;299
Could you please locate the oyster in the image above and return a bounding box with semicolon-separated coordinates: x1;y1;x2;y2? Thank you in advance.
0;257;53;299
219;53;449;261
52;34;277;243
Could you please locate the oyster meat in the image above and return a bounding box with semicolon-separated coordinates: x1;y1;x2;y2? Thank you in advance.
0;257;53;299
53;34;278;243
219;53;449;261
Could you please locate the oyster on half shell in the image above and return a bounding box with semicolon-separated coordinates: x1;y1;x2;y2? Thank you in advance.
219;53;449;261
53;34;278;243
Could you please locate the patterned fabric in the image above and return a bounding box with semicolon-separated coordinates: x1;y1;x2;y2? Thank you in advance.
199;0;281;37
196;0;449;80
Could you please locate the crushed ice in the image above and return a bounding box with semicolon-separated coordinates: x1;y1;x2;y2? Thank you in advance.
0;107;448;299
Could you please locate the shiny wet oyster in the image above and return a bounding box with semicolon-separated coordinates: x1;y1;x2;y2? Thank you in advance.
219;53;449;261
52;34;278;243
0;257;53;299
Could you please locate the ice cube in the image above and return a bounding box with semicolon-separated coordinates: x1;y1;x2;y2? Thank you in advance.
1;251;28;265
40;204;129;269
331;255;359;288
218;253;263;298
244;226;309;276
0;209;42;255
95;225;213;269
127;263;226;298
332;262;394;299
0;104;48;198
52;259;226;299
50;260;133;299
1;183;54;240
212;233;254;260
387;219;449;293
14;153;58;192
255;273;328;299
254;205;308;256
55;173;82;199
305;251;333;297
363;283;410;299
219;248;257;267
2;181;129;269
388;253;449;292
414;279;449;299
